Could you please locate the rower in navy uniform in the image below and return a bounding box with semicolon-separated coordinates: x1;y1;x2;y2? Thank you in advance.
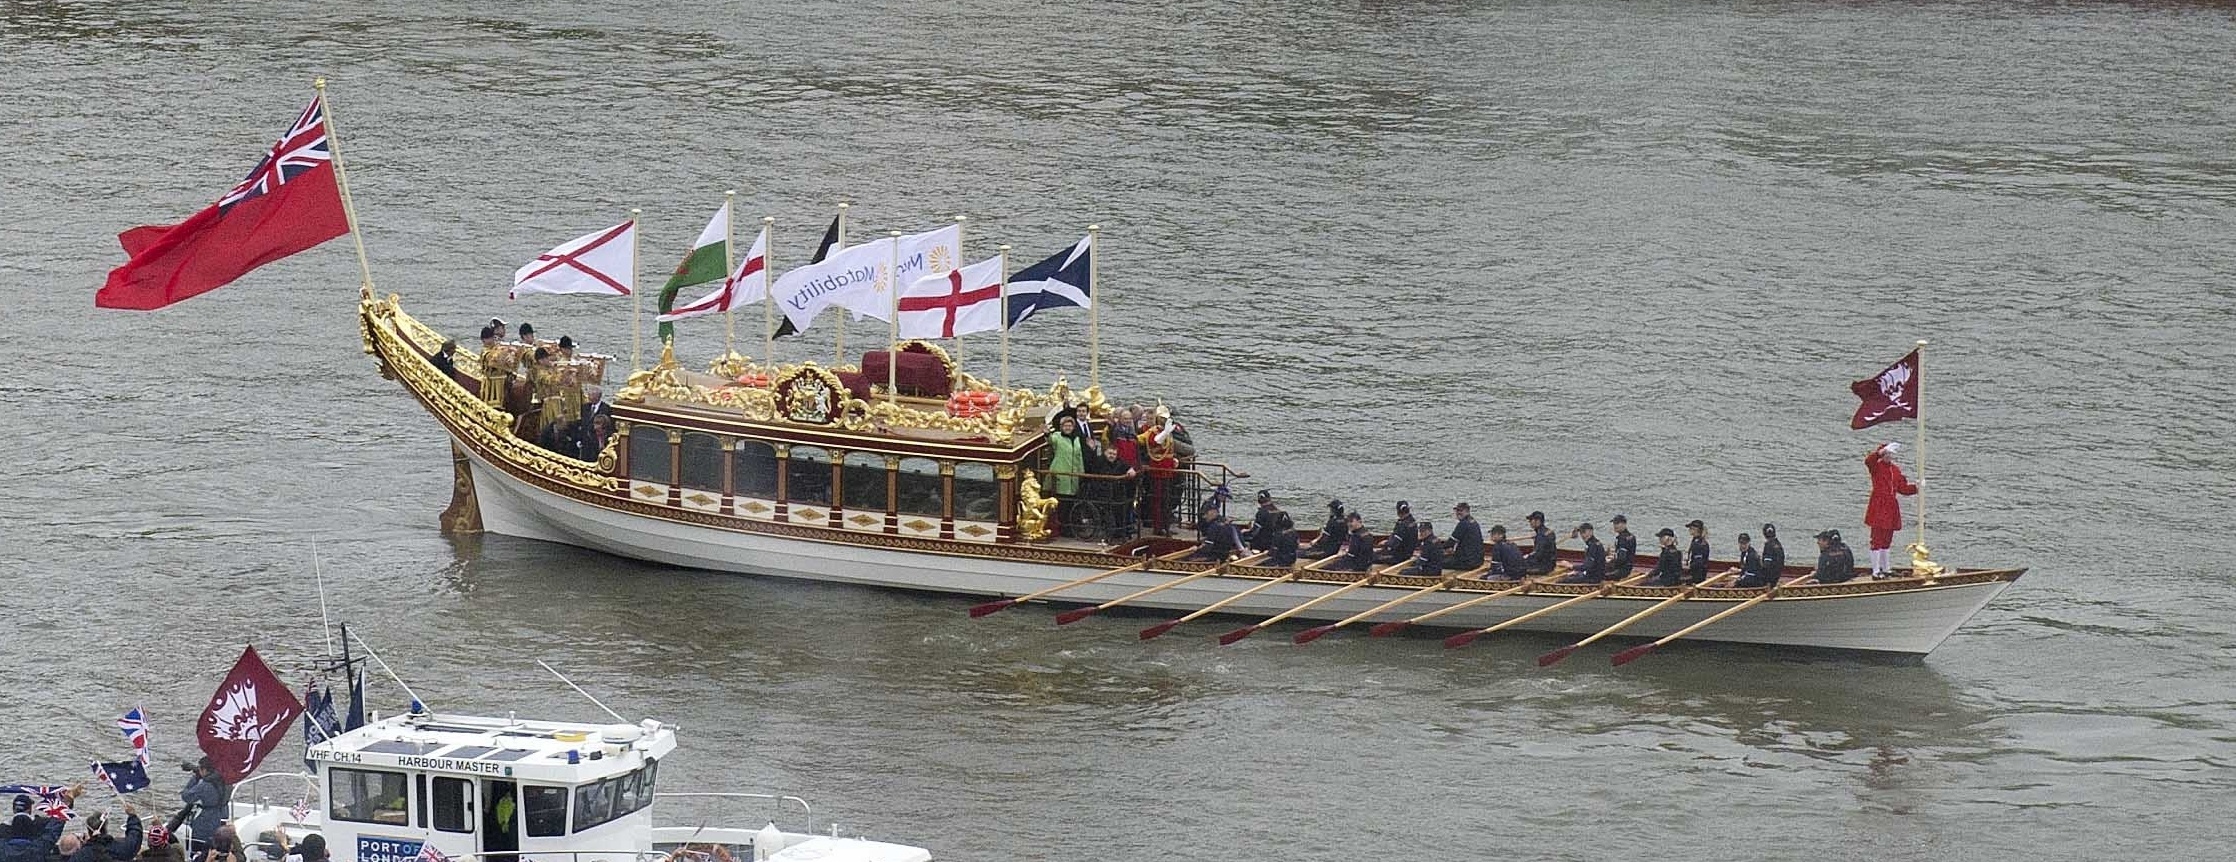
1328;512;1376;572
1185;507;1243;562
1486;524;1527;581
1397;521;1443;576
1305;500;1347;558
1731;532;1771;588
1443;502;1484;571
1265;512;1300;567
1522;511;1558;576
1646;528;1685;586
1813;529;1858;583
1757;524;1787;585
1560;523;1608;583
1683;519;1711;584
1607;514;1637;577
1243;490;1282;551
1375;501;1418;563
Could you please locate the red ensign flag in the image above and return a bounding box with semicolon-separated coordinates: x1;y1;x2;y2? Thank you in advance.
1850;348;1921;429
97;95;349;310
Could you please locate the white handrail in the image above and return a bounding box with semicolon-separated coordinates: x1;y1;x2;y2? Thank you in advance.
652;791;811;816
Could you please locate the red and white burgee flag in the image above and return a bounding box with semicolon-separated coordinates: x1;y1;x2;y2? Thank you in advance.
195;646;305;783
512;220;636;299
897;256;1004;340
1850;348;1921;429
658;224;767;323
97;95;350;310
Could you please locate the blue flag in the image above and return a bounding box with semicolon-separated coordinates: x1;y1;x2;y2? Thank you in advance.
303;682;340;770
1005;235;1092;329
91;761;150;794
344;669;365;731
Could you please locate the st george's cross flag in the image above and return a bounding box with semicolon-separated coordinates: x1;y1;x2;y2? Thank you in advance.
898;256;1004;340
513;220;636;299
117;708;150;766
196;646;304;783
655;201;731;338
660;224;768;323
1005;235;1091;329
98;95;350;310
1850;348;1921;429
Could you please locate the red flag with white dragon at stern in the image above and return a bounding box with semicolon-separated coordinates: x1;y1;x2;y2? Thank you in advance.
196;645;305;783
1850;348;1921;430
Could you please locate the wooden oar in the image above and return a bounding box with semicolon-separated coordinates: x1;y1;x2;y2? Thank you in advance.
1138;555;1333;640
969;548;1190;617
1535;573;1736;666
1441;572;1650;649
1611;574;1815;666
1054;552;1270;625
1369;571;1558;638
1294;564;1491;644
1215;560;1394;645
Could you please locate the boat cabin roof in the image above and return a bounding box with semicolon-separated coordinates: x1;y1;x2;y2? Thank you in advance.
307;712;675;785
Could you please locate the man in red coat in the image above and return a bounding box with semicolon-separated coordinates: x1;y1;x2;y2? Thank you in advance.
1864;442;1919;578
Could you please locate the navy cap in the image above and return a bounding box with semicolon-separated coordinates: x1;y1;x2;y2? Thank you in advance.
1656;527;1677;538
1686;519;1705;530
1815;529;1841;541
1611;513;1627;524
1527;511;1545;522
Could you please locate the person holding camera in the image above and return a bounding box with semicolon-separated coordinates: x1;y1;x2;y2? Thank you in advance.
172;759;228;857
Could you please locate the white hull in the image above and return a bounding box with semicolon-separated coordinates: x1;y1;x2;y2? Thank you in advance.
463;448;2012;657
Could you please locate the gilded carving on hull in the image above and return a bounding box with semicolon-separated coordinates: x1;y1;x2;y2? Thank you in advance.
440;443;484;534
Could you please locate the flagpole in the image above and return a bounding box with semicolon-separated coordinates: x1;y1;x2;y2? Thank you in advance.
952;214;968;367
1086;223;1101;391
762;216;777;370
887;229;901;406
1915;338;1928;551
834;202;849;367
630;207;643;371
722;189;737;358
312;78;376;294
998;245;1011;391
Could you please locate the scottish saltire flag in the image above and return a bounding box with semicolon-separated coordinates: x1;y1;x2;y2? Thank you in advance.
1005;235;1091;328
92;761;151;794
117;708;150;766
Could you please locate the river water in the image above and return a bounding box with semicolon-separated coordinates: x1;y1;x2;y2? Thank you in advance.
4;1;2233;859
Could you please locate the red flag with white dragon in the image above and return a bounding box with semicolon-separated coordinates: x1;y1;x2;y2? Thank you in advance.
196;646;305;783
1849;348;1920;429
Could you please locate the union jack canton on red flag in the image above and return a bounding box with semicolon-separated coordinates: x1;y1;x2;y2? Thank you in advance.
218;98;332;212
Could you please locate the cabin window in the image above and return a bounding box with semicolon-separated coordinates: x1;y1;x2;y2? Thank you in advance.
897;458;942;517
641;758;659;801
430;777;473;833
954;462;998;522
329;768;410;825
734;441;778;497
522;785;568;838
679;433;724;492
616;769;644;815
572;780;617;833
841;452;887;511
629;429;673;485
787;446;832;505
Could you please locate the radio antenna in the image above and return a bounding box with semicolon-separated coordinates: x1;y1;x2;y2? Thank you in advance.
349;628;429;714
537;660;629;724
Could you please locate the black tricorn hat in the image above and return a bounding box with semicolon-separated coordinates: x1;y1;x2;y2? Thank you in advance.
1816;529;1841;541
1328;499;1344;512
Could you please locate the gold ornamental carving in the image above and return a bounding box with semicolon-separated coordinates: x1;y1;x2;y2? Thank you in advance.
1016;468;1056;542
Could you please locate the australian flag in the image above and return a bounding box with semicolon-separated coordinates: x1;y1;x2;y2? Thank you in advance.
92;761;151;794
1005;234;1092;329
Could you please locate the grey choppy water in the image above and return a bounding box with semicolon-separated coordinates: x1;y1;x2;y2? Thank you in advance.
4;1;2234;859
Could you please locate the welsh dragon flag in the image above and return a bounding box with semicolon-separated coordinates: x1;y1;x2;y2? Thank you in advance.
656;200;730;341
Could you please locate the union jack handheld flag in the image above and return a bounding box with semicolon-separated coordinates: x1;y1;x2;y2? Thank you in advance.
118;708;150;766
415;842;452;862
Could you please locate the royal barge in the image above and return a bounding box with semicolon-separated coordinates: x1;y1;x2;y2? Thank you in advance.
360;290;2022;660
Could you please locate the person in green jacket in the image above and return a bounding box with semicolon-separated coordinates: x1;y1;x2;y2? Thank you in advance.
1045;408;1086;497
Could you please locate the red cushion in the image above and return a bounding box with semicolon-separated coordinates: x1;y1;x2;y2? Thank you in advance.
861;350;951;398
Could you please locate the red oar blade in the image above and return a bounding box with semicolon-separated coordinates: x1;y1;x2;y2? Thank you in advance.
1216;625;1260;646
1610;643;1658;666
1292;625;1335;645
1139;620;1181;640
1536;645;1579;667
1368;620;1411;638
1054;607;1099;626
1442;630;1483;649
967;598;1017;618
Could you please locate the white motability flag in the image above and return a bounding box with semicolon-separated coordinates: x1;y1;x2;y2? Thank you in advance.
898;256;1004;339
658;225;768;322
771;223;960;330
512;220;636;299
